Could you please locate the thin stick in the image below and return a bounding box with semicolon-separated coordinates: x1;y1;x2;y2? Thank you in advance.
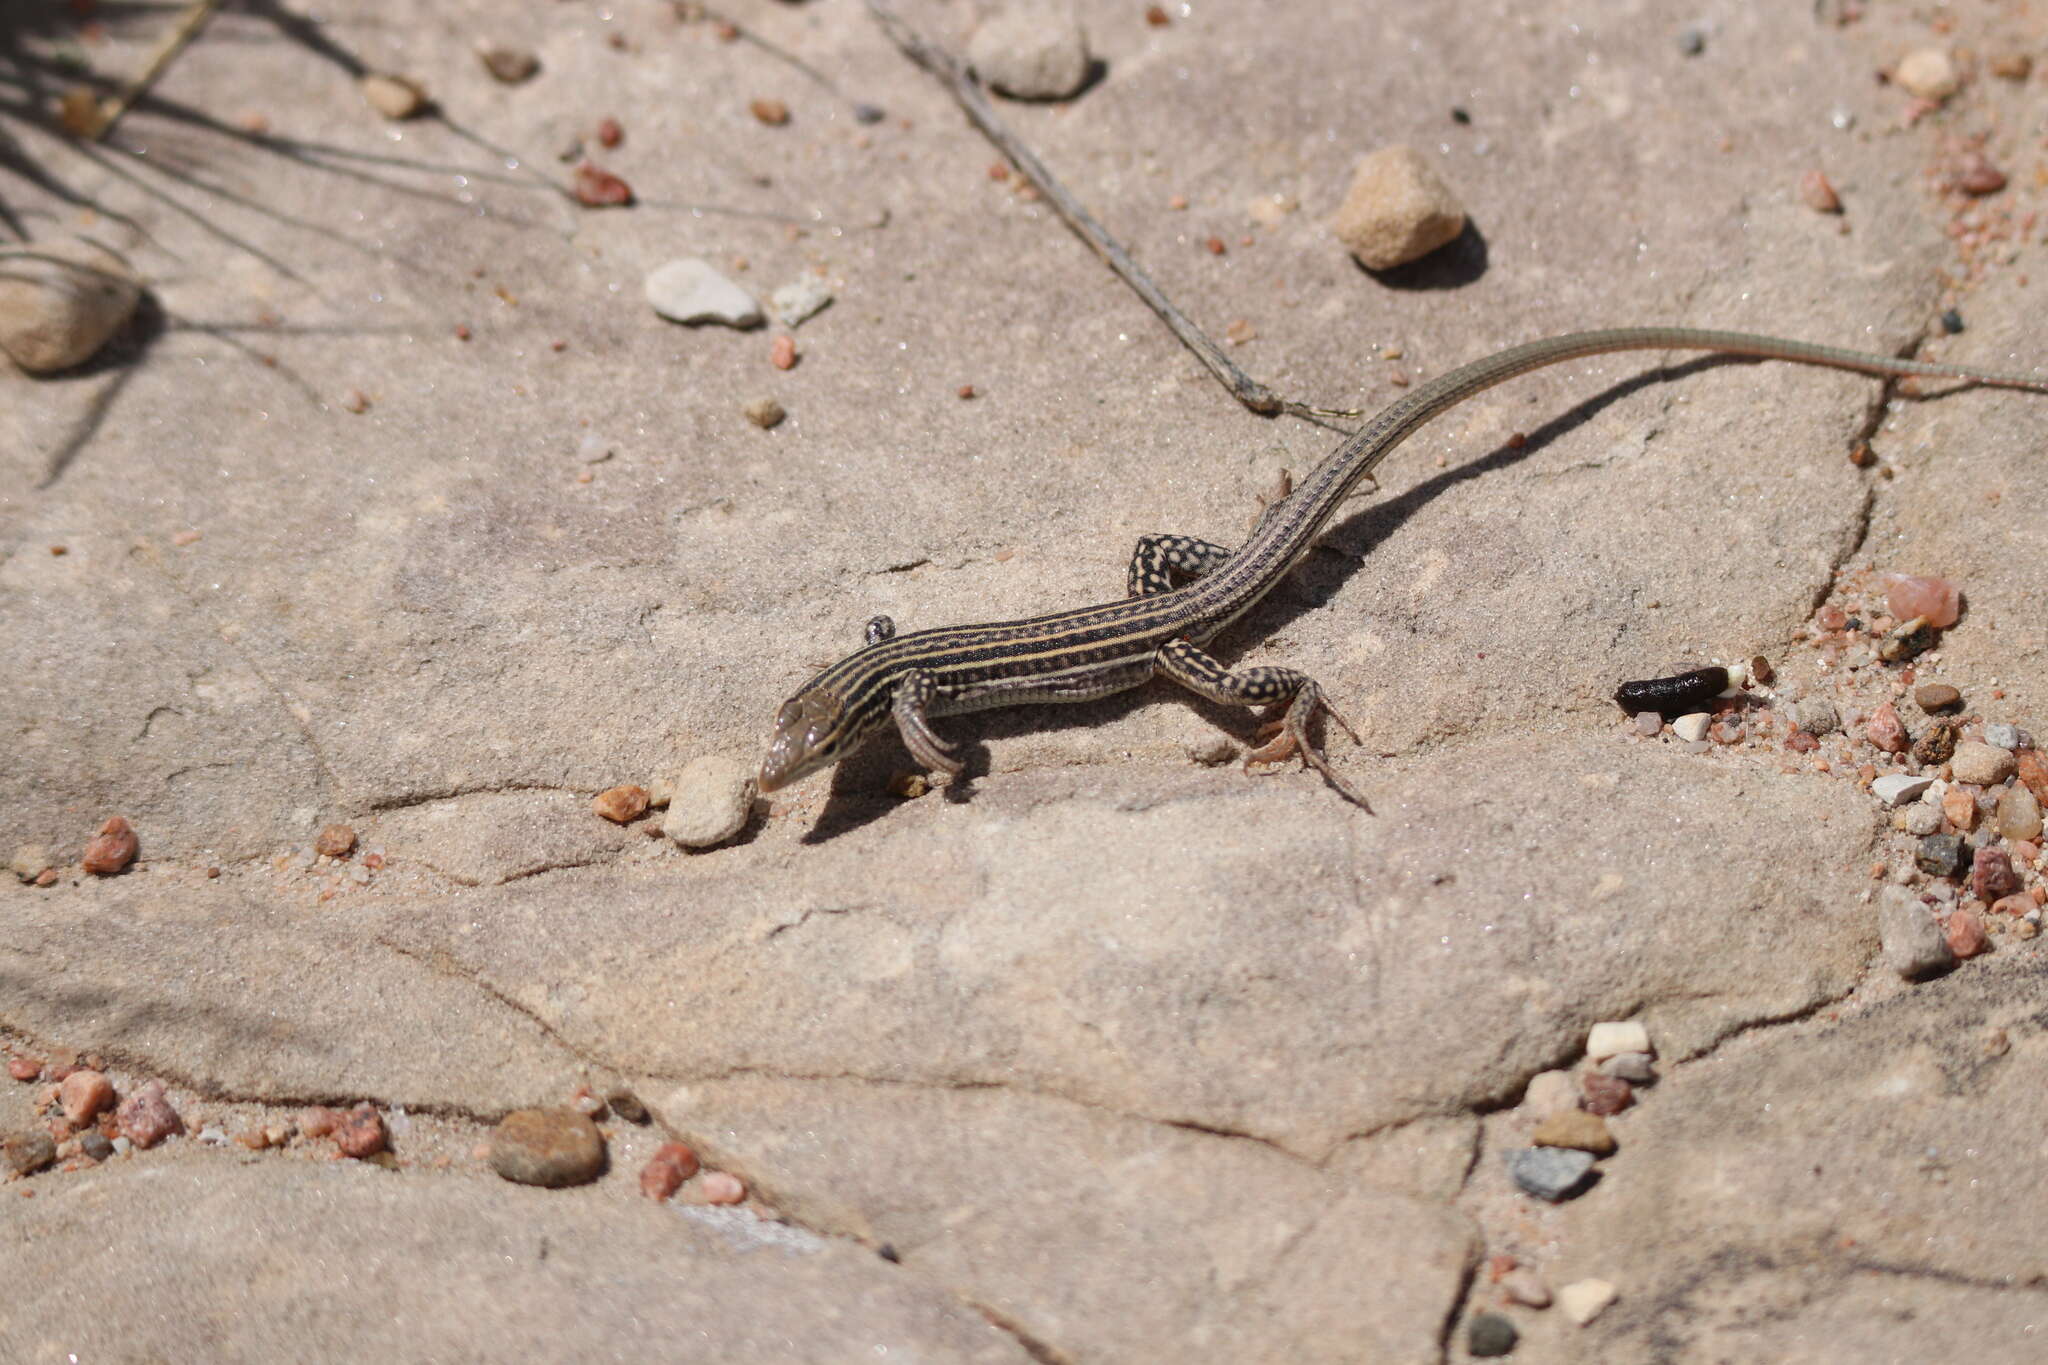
864;0;1357;426
85;0;225;142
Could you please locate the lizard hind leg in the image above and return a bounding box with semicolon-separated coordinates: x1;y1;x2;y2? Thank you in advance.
1155;638;1371;810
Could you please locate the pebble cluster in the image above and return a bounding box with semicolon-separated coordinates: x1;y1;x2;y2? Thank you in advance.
1617;569;2046;970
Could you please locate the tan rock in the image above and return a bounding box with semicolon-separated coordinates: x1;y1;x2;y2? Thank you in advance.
1332;146;1466;270
0;238;141;374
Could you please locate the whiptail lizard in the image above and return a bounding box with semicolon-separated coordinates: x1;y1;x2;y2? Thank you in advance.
758;328;2048;807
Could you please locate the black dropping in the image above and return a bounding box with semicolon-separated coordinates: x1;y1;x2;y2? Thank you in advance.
1941;308;1965;334
877;1243;901;1263
1612;665;1729;716
1450;106;1471;124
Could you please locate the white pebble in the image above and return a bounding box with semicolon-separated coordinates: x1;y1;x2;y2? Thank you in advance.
1500;1268;1551;1309
1895;48;1959;101
1586;1020;1650;1062
0;238;142;374
1558;1278;1618;1325
1870;773;1934;808
577;433;616;464
645;259;764;329
1331;145;1466;271
769;278;834;328
1672;713;1711;743
665;754;757;849
967;5;1092;101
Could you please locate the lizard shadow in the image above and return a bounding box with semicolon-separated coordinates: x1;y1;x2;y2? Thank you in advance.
799;351;1860;840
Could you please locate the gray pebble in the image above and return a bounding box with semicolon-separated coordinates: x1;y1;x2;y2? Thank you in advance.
1916;833;1968;878
1506;1146;1596;1202
967;5;1092;101
769;278;834;328
665;753;757;849
1795;696;1840;736
1467;1311;1519;1357
1985;722;2021;751
197;1125;228;1145
645;258;763;328
1599;1051;1657;1083
79;1131;113;1162
111;1135;132;1156
0;237;142;374
1878;886;1955;980
1903;803;1942;837
853;103;886;125
1633;711;1663;737
1676;26;1706;56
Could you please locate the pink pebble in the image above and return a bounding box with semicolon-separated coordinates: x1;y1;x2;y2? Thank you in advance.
1972;847;2021;902
1947;908;1988;959
335;1104;387;1158
1990;893;2033;917
696;1170;746;1204
1883;573;1960;629
640;1154;686;1202
115;1081;184;1150
298;1106;343;1139
7;1056;42;1082
1866;702;1908;754
58;1070;114;1126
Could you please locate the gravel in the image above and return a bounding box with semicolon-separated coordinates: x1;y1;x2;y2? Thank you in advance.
1506;1146;1597;1201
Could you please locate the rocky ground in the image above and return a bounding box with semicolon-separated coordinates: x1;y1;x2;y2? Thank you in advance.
4;1;2048;1361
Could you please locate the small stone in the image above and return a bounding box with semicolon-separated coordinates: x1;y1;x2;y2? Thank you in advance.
1871;773;1934;808
1500;1268;1551;1309
645;259;763;328
1914;683;1961;713
1598;1051;1656;1083
477;44;540;84
1952;741;2017;787
694;1169;746;1204
1632;711;1662;738
1883;574;1960;629
81;815;138;876
1894;48;1960;102
314;823;357;858
769;335;798;371
2017;750;2048;803
1985;723;2021;753
1672;713;1711;743
1946;908;1989;959
7;1056;39;1082
1799;169;1841;214
1878;617;1935;663
335;1104;387;1158
1521;1070;1578;1120
1580;1072;1633;1116
1903;803;1942;837
571;161;634;207
1996;785;2043;842
197;1125;228;1146
489;1108;607;1187
1675;26;1706;56
110;1136;131;1156
742;398;786;430
297;1106;343;1139
640;1152;688;1201
1865;703;1908;754
3;1130;56;1176
58;1070;113;1126
591;784;650;824
1532;1109;1616;1156
1915;719;1961;767
1186;733;1237;767
1558;1278;1618;1326
1506;1146;1596;1202
115;1081;183;1149
234;1126;275;1151
1988;52;2033;80
1747;656;1774;686
1332;145;1467;270
1992;893;2033;918
1795;697;1840;736
1879;887;1955;979
1467;1311;1518;1357
664;753;757;850
749;98;790;126
1955;156;2006;197
596;116;624;148
10;846;53;884
1916;833;1968;879
606;1089;649;1124
78;1131;113;1162
967;6;1092;101
1585;1020;1649;1061
1942;786;1978;832
769;278;833;328
340;388;370;414
1246;193;1299;227
1971;847;2020;902
0;238;142;374
360;72;428;120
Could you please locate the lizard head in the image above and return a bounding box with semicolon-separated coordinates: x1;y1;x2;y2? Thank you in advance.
758;683;877;792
